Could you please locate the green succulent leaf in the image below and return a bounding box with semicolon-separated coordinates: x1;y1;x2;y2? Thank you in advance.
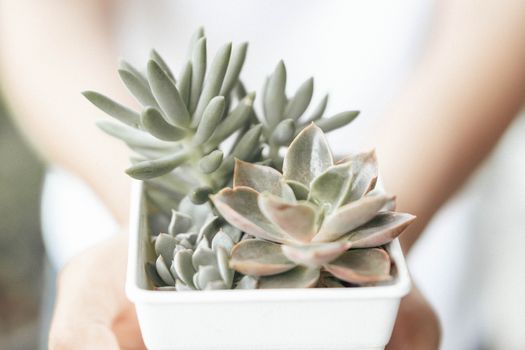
126;151;190;179
119;60;148;87
283;123;333;187
173;249;196;288
220;42;248;96
324;248;391;284
177;61;193;107
141;107;187;141
284;180;310;201
315;194;394;243
336;150;378;202
193;96;225;145
263;60;287;128
211;187;290;243
189;37;207;113
156;255;176;285
258;192;318;243
150;49;175;82
229;124;263;161
196;216;219;243
233;159;295;199
308;162;353;212
168;210;193;235
342;212;415;248
193;42;232;124
216;246;234;287
281;241;351;267
147;60;190;127
258;266;320;289
199;150;223;174
230;239;296;276
155;233;178;265
316;111;359;133
192;238;216;269
96;120;169;150
211;229;235;253
270;118;296;146
284;77;313;121
118;64;159;108
194;265;222;290
302;94;328;123
83;91;140;128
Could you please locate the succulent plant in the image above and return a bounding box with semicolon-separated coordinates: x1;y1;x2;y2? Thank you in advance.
83;28;358;204
146;197;259;290
211;124;415;288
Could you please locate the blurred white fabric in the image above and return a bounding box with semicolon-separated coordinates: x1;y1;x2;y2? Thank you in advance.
41;1;525;349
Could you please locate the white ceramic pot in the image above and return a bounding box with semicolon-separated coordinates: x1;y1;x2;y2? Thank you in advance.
126;181;411;350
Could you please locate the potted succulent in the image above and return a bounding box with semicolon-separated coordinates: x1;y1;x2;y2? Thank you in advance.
84;28;414;350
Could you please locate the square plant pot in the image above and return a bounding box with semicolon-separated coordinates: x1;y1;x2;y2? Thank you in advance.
126;180;411;350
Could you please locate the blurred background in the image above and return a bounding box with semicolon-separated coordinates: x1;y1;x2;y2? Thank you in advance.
0;100;45;349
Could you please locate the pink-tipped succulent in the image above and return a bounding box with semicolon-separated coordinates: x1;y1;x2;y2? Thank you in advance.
211;124;415;288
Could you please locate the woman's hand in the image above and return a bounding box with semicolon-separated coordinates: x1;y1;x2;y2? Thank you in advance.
387;285;441;350
48;232;145;350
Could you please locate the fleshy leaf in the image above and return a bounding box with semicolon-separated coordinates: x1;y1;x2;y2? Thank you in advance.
83;91;140;128
302;94;328;123
211;187;290;243
220;42;248;96
258;192;318;243
263;60;287;128
150;49;175;82
194;265;222;290
270;119;296;146
147;60;190;127
154;233;178;264
211;229;235;253
156;255;175;285
192;238;216;269
177;61;192;106
118;65;159;108
283;123;333;187
316;111;359;133
141;107;187;141
281;241;351;267
168;210;193;235
193;96;225;144
216;246;234;287
324;248;391;284
189;37;207;113
283;77;313;121
285;180;310;200
258;266;320;289
315;194;394;242
126;151;190;179
173;249;196;288
342;212;415;248
230;239;295;276
337;150;379;202
199;150;223;174
308;162;353;213
233;160;294;199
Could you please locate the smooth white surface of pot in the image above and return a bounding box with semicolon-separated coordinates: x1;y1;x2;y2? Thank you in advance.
126;181;411;350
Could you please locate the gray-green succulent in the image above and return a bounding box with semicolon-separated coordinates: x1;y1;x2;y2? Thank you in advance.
86;28;414;291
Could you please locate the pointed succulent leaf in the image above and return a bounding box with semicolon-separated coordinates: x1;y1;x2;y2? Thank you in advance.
211;229;235;253
179;197;214;228
147;60;190;127
168;210;193;235
96;120;169;150
302;94;328;123
263;60;287;127
192;238;216;269
173;249;196;288
196;216;219;243
258;192;318;243
118;65;159;108
193;96;225;144
126;151;190;179
154;233;178;265
235;275;258;289
216;246;234;287
199;150;223;174
270;118;296;146
285;180;310;200
119;60;148;87
83;91;140;128
206;93;255;146
337;150;378;202
220;42;248;96
281;241;351;267
141;107;187;141
283;123;333;187
145;262;165;287
233;159;295;199
315;194;394;242
156;255;176;285
177;61;192;106
193;43;232;124
211;187;290;243
284;77;313;120
324;248;391;284
194;265;222;290
342;212;415;248
222;224;242;243
316;111;359;133
230;239;296;276
189;37;207;113
150;49;175;82
258;266;320;289
308;162;353;212
187;27;205;57
230;124;263;160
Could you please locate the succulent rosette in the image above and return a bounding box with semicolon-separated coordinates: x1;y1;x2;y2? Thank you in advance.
211;124;415;288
